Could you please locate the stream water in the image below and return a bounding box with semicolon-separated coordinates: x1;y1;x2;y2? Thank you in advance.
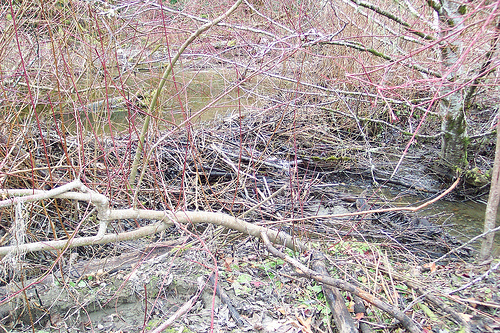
53;67;274;134
428;197;500;256
346;162;500;257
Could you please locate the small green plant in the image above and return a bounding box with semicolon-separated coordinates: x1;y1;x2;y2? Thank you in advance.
232;281;251;295
307;284;323;294
255;258;285;280
285;248;300;257
262;258;284;270
236;273;252;284
316;300;331;324
146;319;160;330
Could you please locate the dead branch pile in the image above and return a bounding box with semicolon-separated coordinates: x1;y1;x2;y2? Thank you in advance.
0;106;484;332
0;106;472;255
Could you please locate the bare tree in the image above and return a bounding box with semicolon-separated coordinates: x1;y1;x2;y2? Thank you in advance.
337;0;499;172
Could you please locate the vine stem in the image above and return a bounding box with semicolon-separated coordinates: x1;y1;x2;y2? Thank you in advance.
128;0;243;190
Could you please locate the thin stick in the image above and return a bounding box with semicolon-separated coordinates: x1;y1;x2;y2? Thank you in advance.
238;184;287;218
149;295;197;333
431;223;500;265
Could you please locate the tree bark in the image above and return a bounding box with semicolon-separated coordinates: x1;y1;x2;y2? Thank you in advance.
311;252;358;333
433;0;469;169
479;118;500;261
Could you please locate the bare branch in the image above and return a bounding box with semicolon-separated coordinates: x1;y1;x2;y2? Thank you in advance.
349;0;435;40
129;0;244;187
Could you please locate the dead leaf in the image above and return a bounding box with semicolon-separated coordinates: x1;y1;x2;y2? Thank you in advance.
355;312;364;320
251;280;266;288
277;307;287;315
459;313;474;322
347;301;355;312
224;257;233;271
423;262;437;273
466;298;477;308
296;315;313;333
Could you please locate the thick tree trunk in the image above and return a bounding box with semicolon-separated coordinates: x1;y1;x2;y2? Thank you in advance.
435;0;469;169
440;104;468;168
479;121;500;261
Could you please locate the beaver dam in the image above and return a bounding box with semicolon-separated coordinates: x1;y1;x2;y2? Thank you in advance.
0;104;498;332
1;0;500;331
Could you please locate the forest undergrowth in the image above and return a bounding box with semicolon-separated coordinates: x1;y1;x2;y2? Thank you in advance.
0;103;498;332
0;0;499;331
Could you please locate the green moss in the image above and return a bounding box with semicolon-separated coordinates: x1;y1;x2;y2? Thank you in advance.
156;328;193;333
427;0;441;11
465;167;490;187
458;5;467;15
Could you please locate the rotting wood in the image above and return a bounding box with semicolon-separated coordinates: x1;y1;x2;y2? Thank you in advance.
208;273;247;327
311;251;358;333
353;294;373;333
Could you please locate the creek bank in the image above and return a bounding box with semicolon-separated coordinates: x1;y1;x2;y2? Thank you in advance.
1;227;497;332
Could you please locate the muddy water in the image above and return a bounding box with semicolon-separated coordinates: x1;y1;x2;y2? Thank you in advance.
58;67;278;134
